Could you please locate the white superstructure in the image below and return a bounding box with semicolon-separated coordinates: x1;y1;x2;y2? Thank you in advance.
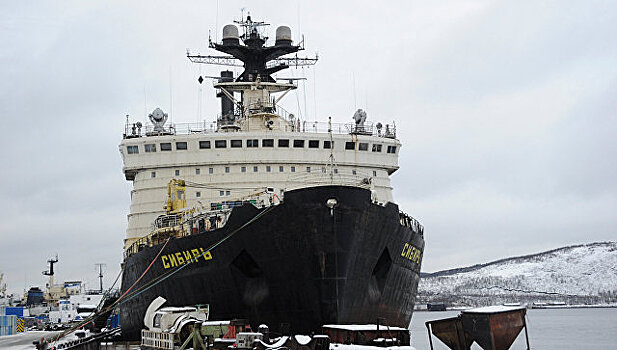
118;17;402;249
120;114;400;249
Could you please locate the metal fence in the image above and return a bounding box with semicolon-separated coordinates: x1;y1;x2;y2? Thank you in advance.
0;315;17;336
141;329;175;349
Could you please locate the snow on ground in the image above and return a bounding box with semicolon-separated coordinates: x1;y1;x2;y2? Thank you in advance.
0;330;60;350
330;344;415;350
0;329;93;350
0;332;417;350
419;242;617;298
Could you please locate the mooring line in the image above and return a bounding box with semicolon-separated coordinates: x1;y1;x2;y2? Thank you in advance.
46;204;276;346
49;238;173;344
117;205;276;306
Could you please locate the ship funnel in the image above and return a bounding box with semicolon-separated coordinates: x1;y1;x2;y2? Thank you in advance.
222;24;239;45
219;71;235;118
275;26;292;46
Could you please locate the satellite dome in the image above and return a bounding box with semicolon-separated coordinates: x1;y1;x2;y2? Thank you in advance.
222;24;239;45
275;26;292;46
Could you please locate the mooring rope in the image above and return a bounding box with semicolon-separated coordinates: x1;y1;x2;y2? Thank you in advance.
119;237;172;299
49;238;173;345
116;204;276;306
45;204;276;346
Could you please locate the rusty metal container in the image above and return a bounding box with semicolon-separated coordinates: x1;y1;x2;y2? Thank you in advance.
425;306;530;350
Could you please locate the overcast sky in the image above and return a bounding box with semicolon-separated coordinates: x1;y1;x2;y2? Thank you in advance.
1;1;616;296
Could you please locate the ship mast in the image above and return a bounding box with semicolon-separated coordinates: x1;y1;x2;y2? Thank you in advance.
42;255;58;288
187;13;318;124
95;263;106;293
188;14;318;82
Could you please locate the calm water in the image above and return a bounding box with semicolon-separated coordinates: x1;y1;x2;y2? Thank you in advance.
410;308;617;350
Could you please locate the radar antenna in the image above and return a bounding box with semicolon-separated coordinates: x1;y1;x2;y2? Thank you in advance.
234;13;269;40
187;12;318;83
187;54;318;69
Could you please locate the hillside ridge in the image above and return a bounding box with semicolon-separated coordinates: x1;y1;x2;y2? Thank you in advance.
417;241;617;306
421;241;614;277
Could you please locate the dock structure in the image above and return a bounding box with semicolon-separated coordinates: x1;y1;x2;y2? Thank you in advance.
321;323;410;346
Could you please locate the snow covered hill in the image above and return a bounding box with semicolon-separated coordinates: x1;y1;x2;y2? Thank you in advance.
417;242;617;306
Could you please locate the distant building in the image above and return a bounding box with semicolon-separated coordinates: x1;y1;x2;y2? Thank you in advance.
63;281;83;296
25;287;45;306
45;281;83;305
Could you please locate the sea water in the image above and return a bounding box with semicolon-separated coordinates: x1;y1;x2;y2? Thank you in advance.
410;308;617;350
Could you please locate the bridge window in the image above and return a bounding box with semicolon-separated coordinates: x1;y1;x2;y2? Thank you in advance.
199;141;211;149
145;144;156;152
231;140;242;148
323;141;333;149
215;140;227;148
345;142;355;150
176;142;188;150
278;139;289;147
262;139;274;147
127;145;139;154
359;143;368;151
308;140;319;148
160;143;172;151
293;140;305;148
387;145;397;154
247;139;258;148
372;144;382;152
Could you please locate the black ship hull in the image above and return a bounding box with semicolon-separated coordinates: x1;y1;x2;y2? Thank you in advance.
120;186;424;340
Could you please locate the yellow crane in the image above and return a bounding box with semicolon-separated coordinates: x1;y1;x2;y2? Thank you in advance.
164;179;187;214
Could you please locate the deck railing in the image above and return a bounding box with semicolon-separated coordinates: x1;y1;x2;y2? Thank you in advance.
123;209;231;259
123;119;396;139
399;211;424;235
